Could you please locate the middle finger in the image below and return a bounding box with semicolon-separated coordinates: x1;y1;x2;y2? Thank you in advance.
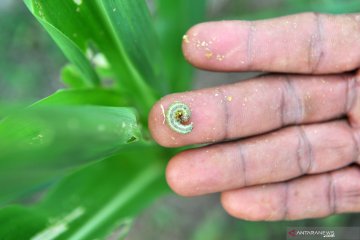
166;120;359;196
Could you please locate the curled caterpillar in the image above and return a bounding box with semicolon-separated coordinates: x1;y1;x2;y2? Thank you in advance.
166;102;193;134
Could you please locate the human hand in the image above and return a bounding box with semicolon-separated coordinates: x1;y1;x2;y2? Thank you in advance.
149;13;360;221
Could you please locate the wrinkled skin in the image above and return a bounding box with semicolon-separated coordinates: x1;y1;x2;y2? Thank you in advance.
149;13;360;221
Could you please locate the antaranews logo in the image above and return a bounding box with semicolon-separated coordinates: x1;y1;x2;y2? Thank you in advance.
288;229;297;237
287;227;360;240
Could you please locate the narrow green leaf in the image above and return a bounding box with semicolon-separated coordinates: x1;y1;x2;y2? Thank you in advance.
24;0;100;87
225;0;360;20
0;106;140;204
25;0;159;117
61;64;88;89
0;206;47;240
0;143;169;240
34;89;127;107
99;0;167;95
191;207;229;240
155;0;207;92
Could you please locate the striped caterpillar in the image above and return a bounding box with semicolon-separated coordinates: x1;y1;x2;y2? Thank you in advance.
166;102;193;134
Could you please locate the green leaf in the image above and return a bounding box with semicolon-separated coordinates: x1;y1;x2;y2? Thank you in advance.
191;207;229;240
0;105;140;204
25;0;159;117
0;206;47;240
285;0;360;14
24;0;100;88
226;0;360;20
155;0;207;92
34;88;127;107
0;143;169;240
61;64;88;89
100;0;167;95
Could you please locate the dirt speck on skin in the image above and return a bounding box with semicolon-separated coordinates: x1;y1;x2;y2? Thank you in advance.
293;22;298;29
192;31;199;37
191;35;218;61
216;54;225;61
201;41;208;47
205;137;217;143
182;35;190;44
160;104;166;125
205;51;213;59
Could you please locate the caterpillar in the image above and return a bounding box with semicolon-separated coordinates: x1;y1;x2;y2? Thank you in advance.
166;102;193;134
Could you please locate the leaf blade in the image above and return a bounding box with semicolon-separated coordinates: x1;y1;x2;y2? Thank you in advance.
0;143;168;240
0;105;140;204
26;0;159;116
155;0;207;92
34;88;127;107
24;0;101;87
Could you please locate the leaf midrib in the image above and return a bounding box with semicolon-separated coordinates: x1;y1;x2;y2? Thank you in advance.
66;163;162;240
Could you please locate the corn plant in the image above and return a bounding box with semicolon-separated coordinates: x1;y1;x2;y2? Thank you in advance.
1;0;360;239
0;0;205;239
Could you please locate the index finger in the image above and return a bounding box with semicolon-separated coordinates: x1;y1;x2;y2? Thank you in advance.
149;74;356;147
182;13;360;74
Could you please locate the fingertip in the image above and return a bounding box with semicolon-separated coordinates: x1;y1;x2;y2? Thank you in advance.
221;191;269;221
148;96;191;148
182;22;207;68
220;191;262;221
220;191;243;219
221;186;285;221
148;100;168;147
182;21;250;71
148;90;224;147
165;152;193;197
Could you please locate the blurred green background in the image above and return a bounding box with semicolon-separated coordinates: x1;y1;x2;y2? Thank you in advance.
0;0;65;103
1;0;360;239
